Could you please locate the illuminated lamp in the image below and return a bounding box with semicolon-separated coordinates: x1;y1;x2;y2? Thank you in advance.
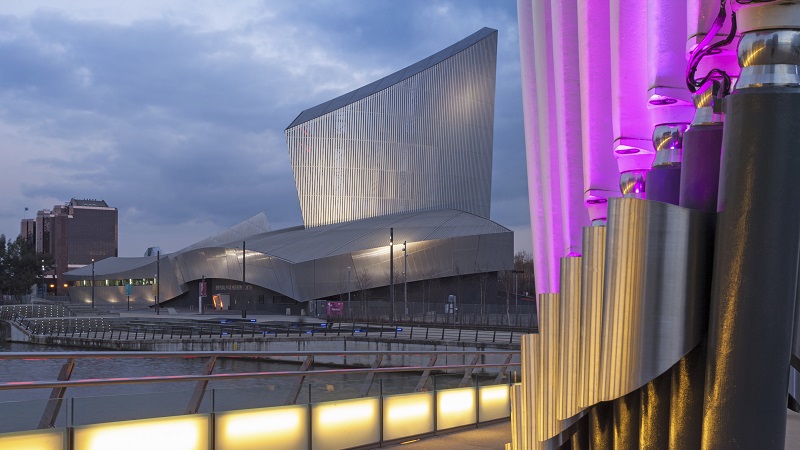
478;385;510;422
216;405;307;450
383;392;434;441
73;415;209;450
0;428;65;450
436;388;476;430
312;398;379;450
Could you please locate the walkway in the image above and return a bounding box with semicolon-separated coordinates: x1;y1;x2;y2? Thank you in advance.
382;422;510;450
384;411;800;450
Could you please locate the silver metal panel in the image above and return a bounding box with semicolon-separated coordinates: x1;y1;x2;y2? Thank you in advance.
65;209;512;302
522;334;540;449
287;28;497;129
286;32;497;228
558;257;583;421
598;198;713;401
579;226;606;409
537;293;560;440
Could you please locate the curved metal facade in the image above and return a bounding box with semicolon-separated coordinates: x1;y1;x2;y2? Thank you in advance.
65;209;512;304
286;28;497;228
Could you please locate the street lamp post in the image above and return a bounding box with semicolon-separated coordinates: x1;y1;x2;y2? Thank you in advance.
389;228;394;323
41;259;45;300
347;266;351;318
403;241;408;317
156;251;160;315
512;270;524;307
242;241;246;316
91;259;95;309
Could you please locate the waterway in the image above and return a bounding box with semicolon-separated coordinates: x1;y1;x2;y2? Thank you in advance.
0;341;461;433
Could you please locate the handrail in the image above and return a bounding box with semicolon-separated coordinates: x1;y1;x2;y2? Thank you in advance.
0;349;518;360
0;349;520;433
0;362;519;390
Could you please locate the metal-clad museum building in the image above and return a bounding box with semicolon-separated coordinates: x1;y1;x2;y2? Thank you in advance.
64;28;513;310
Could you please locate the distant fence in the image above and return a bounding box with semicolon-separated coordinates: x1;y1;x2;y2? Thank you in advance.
310;300;538;329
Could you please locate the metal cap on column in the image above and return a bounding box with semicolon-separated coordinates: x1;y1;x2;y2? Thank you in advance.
647;123;689;204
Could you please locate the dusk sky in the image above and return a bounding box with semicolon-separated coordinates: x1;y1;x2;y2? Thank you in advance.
0;0;530;257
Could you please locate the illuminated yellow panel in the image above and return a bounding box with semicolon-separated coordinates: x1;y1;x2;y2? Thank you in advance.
382;392;434;441
479;385;510;422
73;415;209;450
216;405;307;450
311;398;380;450
0;428;65;450
436;387;476;430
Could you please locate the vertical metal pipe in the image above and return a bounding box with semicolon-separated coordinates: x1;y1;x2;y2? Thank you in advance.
589;402;614;450
671;86;724;450
670;342;706;448
91;259;95;309
403;241;408;316
702;29;800;449
612;390;640;450
242;240;246;312
639;371;671;450
155;251;159;315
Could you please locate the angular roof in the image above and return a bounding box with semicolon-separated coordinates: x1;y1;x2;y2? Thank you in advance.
66;209;511;276
230;208;510;263
286;27;498;129
70;198;109;207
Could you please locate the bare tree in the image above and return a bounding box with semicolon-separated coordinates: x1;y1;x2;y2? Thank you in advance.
354;268;373;317
498;269;515;326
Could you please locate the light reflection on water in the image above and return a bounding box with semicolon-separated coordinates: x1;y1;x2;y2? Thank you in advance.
0;341;441;432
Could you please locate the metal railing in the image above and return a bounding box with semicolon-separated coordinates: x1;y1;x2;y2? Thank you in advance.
310;300;539;328
2;306;532;345
0;350;520;434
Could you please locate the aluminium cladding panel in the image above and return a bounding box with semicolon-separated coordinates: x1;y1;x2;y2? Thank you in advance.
175;248;298;300
598;198;713;402
474;232;514;272
286;31;497;228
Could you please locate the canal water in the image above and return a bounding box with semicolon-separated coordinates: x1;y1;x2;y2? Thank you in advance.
0;341;460;433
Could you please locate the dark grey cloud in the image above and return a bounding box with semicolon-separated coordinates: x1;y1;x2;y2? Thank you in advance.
0;0;530;255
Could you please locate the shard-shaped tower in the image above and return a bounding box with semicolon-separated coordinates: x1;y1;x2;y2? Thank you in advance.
286;28;497;228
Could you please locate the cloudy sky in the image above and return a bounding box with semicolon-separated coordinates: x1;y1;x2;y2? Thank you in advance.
0;0;530;257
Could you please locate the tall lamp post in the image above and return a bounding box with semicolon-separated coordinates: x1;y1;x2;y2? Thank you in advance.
91;259;95;309
241;241;246;315
512;270;524;307
389;228;394;323
347;266;351;318
402;241;408;317
41;259;46;300
156;251;160;315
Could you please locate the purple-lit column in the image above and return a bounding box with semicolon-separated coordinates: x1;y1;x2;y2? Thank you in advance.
550;0;590;257
575;0;618;444
609;1;651;447
518;0;552;295
610;0;654;201
577;0;618;227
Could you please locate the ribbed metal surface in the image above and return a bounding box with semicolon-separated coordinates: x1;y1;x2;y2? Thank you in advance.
579;225;606;408
521;334;538;450
511;383;524;450
286;31;497;228
558;257;583;420
599;198;714;401
537;293;560;440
